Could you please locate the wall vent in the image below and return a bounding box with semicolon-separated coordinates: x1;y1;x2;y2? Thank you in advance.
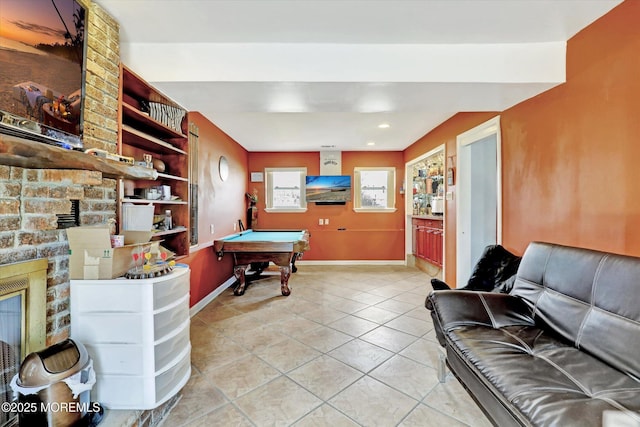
57;199;80;229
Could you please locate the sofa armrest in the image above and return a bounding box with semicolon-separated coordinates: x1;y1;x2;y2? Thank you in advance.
426;290;535;346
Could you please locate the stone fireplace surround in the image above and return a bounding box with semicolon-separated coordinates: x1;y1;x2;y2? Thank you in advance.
0;2;180;425
0;0;120;352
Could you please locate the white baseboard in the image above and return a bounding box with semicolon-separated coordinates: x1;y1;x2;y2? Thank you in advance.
189;276;236;317
296;260;406;266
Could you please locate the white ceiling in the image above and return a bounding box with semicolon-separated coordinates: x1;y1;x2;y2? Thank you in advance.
95;0;622;152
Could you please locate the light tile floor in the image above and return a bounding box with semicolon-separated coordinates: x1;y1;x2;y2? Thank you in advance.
160;265;492;427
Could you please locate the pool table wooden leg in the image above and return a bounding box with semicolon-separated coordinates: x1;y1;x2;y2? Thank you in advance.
233;265;248;295
279;265;292;296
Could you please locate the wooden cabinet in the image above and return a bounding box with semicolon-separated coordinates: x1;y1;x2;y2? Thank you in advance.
412;217;443;267
118;65;190;257
70;267;191;410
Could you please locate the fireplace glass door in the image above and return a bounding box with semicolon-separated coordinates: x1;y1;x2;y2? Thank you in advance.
1;291;24;427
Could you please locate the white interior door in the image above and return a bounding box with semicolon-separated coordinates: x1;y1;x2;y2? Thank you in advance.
456;116;502;286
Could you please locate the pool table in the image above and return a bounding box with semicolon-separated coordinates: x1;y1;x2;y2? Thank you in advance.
213;229;310;296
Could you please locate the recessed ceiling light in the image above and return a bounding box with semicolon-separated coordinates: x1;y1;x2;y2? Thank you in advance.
378;123;390;129
367;141;376;146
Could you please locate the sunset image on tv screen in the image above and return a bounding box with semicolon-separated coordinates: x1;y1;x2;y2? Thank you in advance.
0;0;86;136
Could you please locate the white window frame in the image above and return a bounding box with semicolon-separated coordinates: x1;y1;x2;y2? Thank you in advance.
264;167;307;213
353;167;397;213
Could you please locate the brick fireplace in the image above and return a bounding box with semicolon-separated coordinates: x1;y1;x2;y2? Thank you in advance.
0;167;116;344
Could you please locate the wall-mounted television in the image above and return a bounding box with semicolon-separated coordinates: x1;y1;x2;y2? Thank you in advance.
0;0;87;149
305;175;351;204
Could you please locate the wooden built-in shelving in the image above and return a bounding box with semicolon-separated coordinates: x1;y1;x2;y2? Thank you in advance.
118;64;190;258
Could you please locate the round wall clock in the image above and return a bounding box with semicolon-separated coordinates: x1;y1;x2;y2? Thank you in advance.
218;156;229;181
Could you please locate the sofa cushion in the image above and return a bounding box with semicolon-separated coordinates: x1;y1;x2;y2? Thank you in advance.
448;323;640;426
511;242;640;380
426;290;535;348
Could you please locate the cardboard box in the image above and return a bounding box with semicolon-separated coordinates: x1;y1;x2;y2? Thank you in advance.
67;227;151;280
123;230;153;245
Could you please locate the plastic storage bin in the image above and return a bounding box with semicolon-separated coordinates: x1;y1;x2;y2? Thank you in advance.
70;267;191;409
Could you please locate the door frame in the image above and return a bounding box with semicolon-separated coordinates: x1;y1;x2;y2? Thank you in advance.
455;115;502;286
405;144;445;271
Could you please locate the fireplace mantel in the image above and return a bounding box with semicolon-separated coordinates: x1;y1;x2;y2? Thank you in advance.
0;134;157;180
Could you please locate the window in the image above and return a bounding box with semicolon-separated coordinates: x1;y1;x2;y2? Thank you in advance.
353;167;396;212
188;122;198;246
265;167;307;212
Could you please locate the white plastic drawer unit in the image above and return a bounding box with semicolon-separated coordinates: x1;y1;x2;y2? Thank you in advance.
70;266;190;313
70;267;191;410
92;347;191;410
154;348;191;403
73;295;189;344
86;320;190;376
70;268;190;345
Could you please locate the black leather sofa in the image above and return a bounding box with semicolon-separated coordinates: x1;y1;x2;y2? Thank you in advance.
426;242;640;426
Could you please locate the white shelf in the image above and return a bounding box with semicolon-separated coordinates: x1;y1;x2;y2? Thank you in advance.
157;172;188;182
122;198;188;205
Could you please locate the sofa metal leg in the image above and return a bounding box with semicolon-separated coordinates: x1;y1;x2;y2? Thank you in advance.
437;347;448;383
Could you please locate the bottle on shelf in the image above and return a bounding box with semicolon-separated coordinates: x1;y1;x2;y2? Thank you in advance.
164;210;172;230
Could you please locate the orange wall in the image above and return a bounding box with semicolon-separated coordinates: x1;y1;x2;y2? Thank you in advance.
248;151;406;260
182;112;248;306
501;0;640;256
403;0;640;285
